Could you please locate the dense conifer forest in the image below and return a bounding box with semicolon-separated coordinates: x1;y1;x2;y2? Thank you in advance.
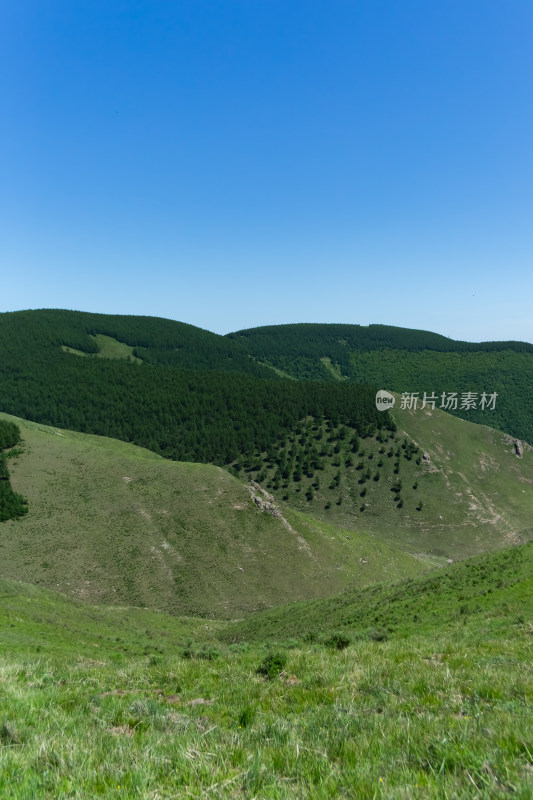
1;310;531;467
0;420;28;521
0;311;391;465
0;309;273;376
229;323;533;442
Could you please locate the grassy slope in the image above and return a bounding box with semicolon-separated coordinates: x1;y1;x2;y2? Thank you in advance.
0;414;427;618
0;577;224;660
222;540;533;643
2;399;532;619
62;334;142;363
0;544;531;798
239;400;533;562
387;399;533;554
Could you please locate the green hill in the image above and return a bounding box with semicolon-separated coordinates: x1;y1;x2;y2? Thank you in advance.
1;308;273;376
1;311;532;797
223;539;533;643
2;310;532;468
0;413;428;618
0;310;389;465
1;398;532;618
227;322;533;443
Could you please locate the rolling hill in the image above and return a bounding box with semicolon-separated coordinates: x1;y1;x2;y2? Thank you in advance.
228;322;533;444
0;310;388;465
227;395;533;561
1;396;531;618
0;413;429;618
0;309;531;619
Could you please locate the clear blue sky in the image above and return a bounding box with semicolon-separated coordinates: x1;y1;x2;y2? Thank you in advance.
1;1;532;341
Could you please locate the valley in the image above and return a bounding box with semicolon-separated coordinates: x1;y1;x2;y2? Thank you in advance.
0;310;532;798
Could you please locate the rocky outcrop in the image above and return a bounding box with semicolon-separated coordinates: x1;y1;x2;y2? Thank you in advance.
248;481;312;555
250;480;275;503
253;494;284;518
502;434;533;458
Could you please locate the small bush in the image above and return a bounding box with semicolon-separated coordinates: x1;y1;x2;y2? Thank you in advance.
181;645;220;661
324;632;351;650
256;652;287;680
1;721;23;745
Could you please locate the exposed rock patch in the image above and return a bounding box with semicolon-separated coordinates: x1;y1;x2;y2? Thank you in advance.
250;480;275;503
247;481;313;556
503;434;533;457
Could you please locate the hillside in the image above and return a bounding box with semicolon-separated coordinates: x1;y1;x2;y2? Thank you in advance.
0;414;428;618
0;310;389;465
1;397;532;619
223;539;533;643
228;322;533;443
2;310;532;467
230;395;533;561
1;309;273;376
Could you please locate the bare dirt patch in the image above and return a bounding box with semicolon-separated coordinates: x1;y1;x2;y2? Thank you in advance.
109;725;135;737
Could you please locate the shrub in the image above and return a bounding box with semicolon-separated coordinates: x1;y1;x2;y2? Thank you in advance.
256;652;287;680
181;645;219;661
324;632;351;650
238;707;256;728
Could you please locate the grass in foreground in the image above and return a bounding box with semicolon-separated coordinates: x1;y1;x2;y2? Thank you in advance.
0;616;531;798
1;544;532;798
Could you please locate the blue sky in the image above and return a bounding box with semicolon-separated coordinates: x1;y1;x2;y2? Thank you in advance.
1;1;532;341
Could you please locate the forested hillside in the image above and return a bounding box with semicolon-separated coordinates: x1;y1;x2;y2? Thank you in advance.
228;323;533;443
2;310;532;465
1;309;274;376
0;311;391;465
0;419;27;521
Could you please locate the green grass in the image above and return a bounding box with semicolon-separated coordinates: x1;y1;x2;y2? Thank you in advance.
0;543;532;798
319;357;347;381
0;576;225;660
62;334;142;363
222;540;533;644
0;413;429;618
387;398;533;556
